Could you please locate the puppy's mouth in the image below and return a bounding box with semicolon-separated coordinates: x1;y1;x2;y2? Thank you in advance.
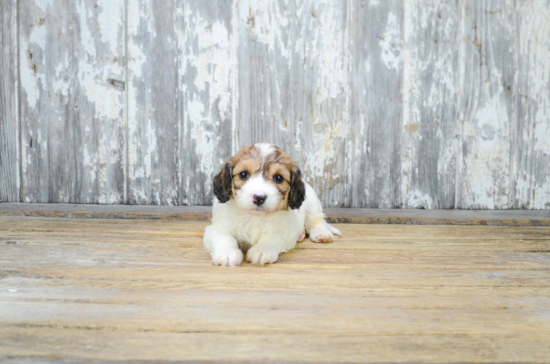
246;206;275;217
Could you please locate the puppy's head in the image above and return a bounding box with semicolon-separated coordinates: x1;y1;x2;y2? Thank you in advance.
213;143;305;215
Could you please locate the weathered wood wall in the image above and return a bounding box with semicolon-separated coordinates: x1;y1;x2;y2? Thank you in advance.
1;0;549;209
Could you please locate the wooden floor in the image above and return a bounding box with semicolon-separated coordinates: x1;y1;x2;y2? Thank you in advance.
1;215;550;363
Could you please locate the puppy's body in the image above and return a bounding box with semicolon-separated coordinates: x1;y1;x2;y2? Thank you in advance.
204;143;341;267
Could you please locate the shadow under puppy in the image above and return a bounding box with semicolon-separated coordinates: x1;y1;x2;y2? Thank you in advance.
203;143;341;267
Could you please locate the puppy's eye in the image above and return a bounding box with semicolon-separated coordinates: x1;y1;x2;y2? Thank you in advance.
239;171;249;180
273;174;284;184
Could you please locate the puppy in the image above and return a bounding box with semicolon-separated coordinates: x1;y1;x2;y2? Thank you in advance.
203;143;341;266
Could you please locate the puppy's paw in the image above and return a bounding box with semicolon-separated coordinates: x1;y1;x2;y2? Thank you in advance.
308;225;334;243
246;246;279;266
297;230;306;242
212;249;243;267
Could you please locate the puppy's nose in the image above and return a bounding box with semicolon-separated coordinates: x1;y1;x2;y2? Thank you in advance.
253;194;267;206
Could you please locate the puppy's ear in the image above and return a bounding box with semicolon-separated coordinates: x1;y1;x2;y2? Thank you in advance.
288;167;306;210
213;159;233;203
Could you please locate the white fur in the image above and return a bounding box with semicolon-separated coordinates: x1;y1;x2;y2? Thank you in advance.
254;142;275;157
234;173;281;214
204;182;341;267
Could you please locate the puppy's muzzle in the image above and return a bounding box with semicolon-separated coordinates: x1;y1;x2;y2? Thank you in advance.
253;194;267;206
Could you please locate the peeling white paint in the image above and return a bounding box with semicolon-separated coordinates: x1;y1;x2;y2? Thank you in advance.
463;94;511;209
187;16;231;115
52;62;69;96
20;24;47;109
380;13;402;71
10;0;550;209
306;121;344;180
97;0;123;54
35;0;54;12
187;98;216;179
178;2;235;204
76;1;96;59
408;191;435;209
241;0;290;59
143;120;157;179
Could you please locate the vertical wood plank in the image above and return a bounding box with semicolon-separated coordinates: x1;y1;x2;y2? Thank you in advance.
0;0;20;202
514;0;550;209
236;0;350;207
400;0;460;209
73;0;126;204
347;0;403;208
177;0;235;206
127;0;179;205
19;0;69;202
19;0;125;203
457;0;517;209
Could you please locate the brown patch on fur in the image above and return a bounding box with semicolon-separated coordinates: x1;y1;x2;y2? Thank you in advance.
232;158;262;192
264;162;292;202
213;143;306;209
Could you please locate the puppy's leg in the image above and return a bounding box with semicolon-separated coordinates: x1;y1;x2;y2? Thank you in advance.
203;225;243;267
246;236;292;266
303;183;342;243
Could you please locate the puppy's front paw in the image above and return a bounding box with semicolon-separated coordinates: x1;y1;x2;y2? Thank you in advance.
246;246;279;266
308;225;334;243
212;249;243;267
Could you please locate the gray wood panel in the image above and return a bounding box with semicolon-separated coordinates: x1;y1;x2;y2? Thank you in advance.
401;0;460;209
0;0;19;202
236;0;349;207
72;0;126;204
348;0;403;208
514;1;550;209
19;0;125;203
457;0;518;209
19;0;73;203
2;0;550;209
126;0;179;205
178;0;235;206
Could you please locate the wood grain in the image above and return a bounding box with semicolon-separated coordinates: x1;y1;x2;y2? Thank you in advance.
19;0;125;204
237;0;349;207
457;0;517;209
178;0;235;205
2;0;550;208
401;0;460;209
126;0;179;205
1;215;550;363
0;0;19;202
348;0;403;208
514;1;550;209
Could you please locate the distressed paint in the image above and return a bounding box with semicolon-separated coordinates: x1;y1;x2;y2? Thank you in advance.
19;0;70;203
2;0;550;209
127;0;179;205
347;0;403;208
0;0;20;202
73;0;126;204
237;0;349;207
514;0;550;209
458;0;517;209
19;0;125;203
401;0;459;209
178;0;235;206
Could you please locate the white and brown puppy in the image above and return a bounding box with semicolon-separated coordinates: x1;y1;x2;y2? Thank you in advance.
203;143;341;267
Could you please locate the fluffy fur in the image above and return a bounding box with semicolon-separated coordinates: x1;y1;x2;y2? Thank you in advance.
203;143;341;267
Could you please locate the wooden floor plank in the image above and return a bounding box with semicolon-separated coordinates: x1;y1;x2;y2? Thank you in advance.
1;216;549;363
1;329;549;363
